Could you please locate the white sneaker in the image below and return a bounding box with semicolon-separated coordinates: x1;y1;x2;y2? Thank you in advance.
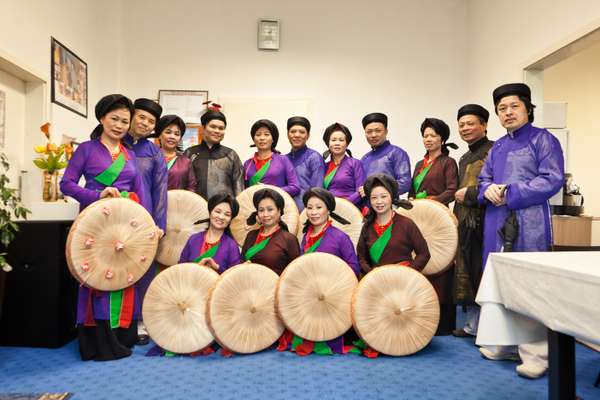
480;347;520;361
516;363;547;379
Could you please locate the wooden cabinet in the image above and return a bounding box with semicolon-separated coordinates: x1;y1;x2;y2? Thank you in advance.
552;215;600;247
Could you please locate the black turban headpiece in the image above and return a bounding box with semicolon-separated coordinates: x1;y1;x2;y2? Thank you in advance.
361;112;388;129
420;118;458;155
322;122;353;159
492;83;531;106
201;110;227;127
90;94;134;139
250;119;279;151
287;116;311;133
457;104;489;122
134;98;162;121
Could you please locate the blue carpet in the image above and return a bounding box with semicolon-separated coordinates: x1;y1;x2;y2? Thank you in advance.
1;329;599;400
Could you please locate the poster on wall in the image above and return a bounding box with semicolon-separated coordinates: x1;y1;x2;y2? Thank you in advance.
158;90;208;124
51;37;88;118
0;90;5;148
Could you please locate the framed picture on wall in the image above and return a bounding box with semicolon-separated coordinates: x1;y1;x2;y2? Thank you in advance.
158;90;209;124
181;124;203;150
51;37;88;118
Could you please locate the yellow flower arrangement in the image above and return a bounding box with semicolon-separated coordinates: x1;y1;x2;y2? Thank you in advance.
32;123;72;173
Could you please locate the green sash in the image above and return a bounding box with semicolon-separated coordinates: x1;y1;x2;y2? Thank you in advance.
368;224;393;264
244;237;271;261
249;159;271;186
95;152;126;186
166;156;177;170
412;163;432;199
305;237;323;254
193;242;220;263
322;165;339;189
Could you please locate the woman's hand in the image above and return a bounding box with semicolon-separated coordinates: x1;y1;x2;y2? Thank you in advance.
100;187;121;199
198;257;220;271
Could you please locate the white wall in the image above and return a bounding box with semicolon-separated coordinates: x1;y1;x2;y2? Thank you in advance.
466;0;600;139
0;70;26;187
0;0;123;148
120;0;469;164
544;40;600;216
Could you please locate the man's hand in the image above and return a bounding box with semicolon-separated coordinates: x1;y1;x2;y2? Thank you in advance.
484;184;506;206
455;187;467;204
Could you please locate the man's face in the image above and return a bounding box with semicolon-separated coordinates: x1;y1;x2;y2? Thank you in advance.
130;109;156;137
287;125;309;150
203;119;226;145
458;115;487;145
496;95;529;131
364;122;387;147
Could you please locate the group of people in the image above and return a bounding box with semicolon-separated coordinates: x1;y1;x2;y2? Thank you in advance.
59;82;564;380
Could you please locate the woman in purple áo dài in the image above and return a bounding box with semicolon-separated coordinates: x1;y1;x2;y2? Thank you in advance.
154;114;196;191
285;116;325;211
60;94;146;361
243;119;300;198
277;187;359;356
321;123;365;206
179;192;242;273
146;193;243;358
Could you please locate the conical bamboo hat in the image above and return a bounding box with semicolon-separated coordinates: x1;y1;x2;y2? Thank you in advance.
66;197;159;291
156;190;209;266
352;265;439;356
276;253;358;341
298;197;363;248
206;263;284;354
230;184;299;246
142;263;219;354
395;199;458;275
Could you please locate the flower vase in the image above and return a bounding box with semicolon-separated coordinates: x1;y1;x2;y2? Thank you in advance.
42;171;59;202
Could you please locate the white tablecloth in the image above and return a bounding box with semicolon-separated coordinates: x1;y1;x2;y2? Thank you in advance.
475;251;600;346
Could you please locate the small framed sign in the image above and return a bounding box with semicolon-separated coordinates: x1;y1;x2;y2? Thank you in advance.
258;19;280;50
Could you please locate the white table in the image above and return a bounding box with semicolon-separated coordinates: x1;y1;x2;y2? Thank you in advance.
476;251;600;400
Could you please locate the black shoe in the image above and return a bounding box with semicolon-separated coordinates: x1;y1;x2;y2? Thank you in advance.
136;334;150;346
452;328;473;338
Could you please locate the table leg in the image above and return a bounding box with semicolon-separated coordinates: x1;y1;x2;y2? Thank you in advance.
548;328;575;400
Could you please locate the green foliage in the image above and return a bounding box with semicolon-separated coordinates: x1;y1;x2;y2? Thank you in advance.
0;153;30;271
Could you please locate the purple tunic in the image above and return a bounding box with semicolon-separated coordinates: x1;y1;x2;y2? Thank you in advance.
478;123;564;266
361;140;412;195
124;135;169;306
286;146;326;211
300;225;360;276
178;231;242;273
124;135;168;230
243;153;301;197
60;139;147;324
167;154;196;191
325;156;365;205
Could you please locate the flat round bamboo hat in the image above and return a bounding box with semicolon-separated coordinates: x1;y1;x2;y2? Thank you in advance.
297;197;363;248
395;199;458;275
66;197;159;291
230;184;299;246
206;263;284;354
156;190;209;266
352;265;439;356
276;253;358;341
142;263;219;354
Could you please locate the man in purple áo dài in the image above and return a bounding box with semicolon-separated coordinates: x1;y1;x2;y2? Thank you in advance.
124;98;168;346
360;112;412;199
243;119;300;197
154;114;196;191
322;122;365;206
60;94;146;361
477;83;564;379
285;116;325;211
184;108;244;199
179;193;242;273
